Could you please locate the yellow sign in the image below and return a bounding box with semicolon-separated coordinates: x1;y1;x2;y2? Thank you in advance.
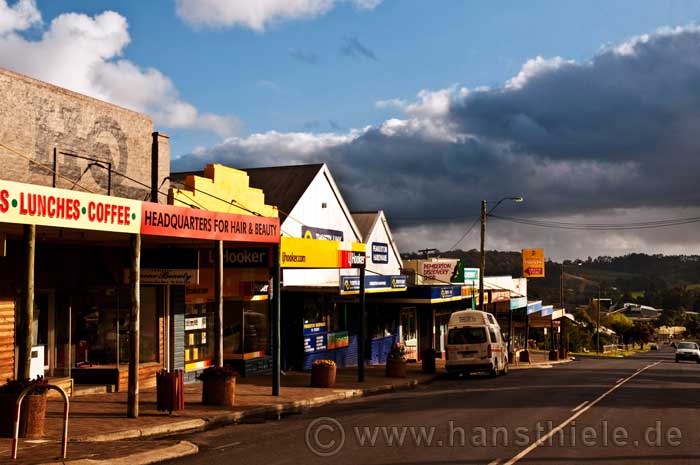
279;237;366;269
522;248;545;278
0;179;141;234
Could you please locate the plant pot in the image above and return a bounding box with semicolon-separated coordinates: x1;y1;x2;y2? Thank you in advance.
310;364;336;387
385;358;407;378
0;393;46;438
201;376;236;406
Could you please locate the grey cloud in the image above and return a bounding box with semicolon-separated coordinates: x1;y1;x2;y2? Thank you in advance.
173;27;700;255
288;48;321;64
340;36;377;61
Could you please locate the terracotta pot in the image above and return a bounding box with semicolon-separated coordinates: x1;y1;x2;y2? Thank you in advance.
385;358;407;378
0;393;46;438
202;376;236;406
310;364;336;388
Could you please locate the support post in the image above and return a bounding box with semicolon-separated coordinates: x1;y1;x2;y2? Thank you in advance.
271;244;281;396
521;311;530;363
127;233;141;418
507;307;514;362
596;286;601;355
214;240;224;367
549;317;558;361
479;200;486;312
17;225;35;380
358;266;366;383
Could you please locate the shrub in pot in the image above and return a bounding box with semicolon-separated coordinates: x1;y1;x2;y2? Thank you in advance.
0;376;49;438
385;343;407;378
198;366;238;407
310;359;336;387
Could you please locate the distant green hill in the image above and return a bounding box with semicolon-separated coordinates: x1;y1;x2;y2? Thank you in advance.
400;250;700;311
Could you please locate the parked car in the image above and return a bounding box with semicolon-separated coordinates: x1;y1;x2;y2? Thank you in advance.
445;310;508;377
675;341;700;363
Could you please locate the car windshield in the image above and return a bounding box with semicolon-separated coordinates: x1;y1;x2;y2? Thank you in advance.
448;327;487;345
677;342;697;349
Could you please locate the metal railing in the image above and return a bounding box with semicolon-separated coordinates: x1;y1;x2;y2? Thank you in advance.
11;384;69;460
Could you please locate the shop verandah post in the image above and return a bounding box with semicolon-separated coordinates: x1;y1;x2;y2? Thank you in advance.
17;224;35;380
127;233;141;418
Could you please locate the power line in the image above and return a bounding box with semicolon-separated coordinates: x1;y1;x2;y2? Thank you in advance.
491;214;700;230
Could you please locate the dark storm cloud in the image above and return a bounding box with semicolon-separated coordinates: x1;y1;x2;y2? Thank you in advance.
288;48;321;64
174;27;700;230
340;36;378;61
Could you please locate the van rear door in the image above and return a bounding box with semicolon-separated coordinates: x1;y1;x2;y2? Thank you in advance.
447;326;488;361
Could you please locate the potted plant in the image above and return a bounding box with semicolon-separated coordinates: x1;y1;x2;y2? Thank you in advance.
310;360;336;387
385;343;407;378
198;366;238;407
0;376;49;438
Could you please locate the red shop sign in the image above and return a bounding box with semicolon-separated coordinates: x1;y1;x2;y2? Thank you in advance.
141;203;280;243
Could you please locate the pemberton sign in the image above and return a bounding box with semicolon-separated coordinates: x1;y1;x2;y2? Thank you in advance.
0;179;280;243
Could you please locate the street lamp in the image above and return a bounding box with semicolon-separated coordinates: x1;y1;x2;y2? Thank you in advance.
479;197;524;312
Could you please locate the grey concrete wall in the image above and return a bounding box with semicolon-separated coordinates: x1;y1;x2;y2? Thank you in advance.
0;67;169;201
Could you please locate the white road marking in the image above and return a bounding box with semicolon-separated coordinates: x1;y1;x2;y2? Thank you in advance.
487;459;502;465
616;378;625;384
214;441;241;450
501;361;661;465
571;400;589;412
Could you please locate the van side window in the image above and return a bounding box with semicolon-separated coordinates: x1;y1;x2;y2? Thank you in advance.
488;328;498;343
487;314;496;325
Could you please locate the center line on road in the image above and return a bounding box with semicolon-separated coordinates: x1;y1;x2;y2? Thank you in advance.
487;459;502;465
571;400;589;412
616;378;625;384
500;361;662;465
214;441;241;450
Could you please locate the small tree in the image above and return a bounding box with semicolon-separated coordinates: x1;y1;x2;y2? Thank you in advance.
631;321;654;348
607;313;633;344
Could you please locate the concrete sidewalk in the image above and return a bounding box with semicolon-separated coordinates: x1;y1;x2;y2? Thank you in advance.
1;356;572;464
1;363;433;464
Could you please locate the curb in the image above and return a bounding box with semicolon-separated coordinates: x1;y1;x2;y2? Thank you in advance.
40;441;199;465
74;377;425;442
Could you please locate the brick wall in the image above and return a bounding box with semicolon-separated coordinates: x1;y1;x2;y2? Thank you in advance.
0;67;169;201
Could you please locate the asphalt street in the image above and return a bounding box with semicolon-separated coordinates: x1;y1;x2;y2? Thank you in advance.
165;348;700;465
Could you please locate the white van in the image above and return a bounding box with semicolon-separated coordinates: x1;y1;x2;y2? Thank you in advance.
445;310;508;376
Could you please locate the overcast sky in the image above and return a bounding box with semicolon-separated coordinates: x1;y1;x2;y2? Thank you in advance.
3;1;700;260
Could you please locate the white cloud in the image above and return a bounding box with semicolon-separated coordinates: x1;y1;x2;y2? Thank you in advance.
0;0;40;34
0;1;237;137
176;0;382;30
505;56;575;90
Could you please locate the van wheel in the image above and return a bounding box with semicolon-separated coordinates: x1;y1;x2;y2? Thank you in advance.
490;363;499;377
501;361;508;376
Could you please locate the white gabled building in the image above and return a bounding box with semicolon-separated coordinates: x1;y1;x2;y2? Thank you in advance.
352;210;403;277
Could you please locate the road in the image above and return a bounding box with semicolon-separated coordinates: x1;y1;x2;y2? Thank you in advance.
165;348;700;465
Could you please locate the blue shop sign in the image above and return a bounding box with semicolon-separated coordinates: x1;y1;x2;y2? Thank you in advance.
302;225;344;241
340;275;407;295
510;296;528;310
526;301;543;315
371;242;389;264
303;321;327;336
304;333;328;353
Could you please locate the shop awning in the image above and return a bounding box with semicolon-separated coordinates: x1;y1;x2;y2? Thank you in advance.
510;296;528;310
526;300;543;315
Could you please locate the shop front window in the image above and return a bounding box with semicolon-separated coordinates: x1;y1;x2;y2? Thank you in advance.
73;287;161;367
222;300;270;359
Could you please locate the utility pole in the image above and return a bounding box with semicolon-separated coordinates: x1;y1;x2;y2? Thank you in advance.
560;262;564;309
479;200;486;311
